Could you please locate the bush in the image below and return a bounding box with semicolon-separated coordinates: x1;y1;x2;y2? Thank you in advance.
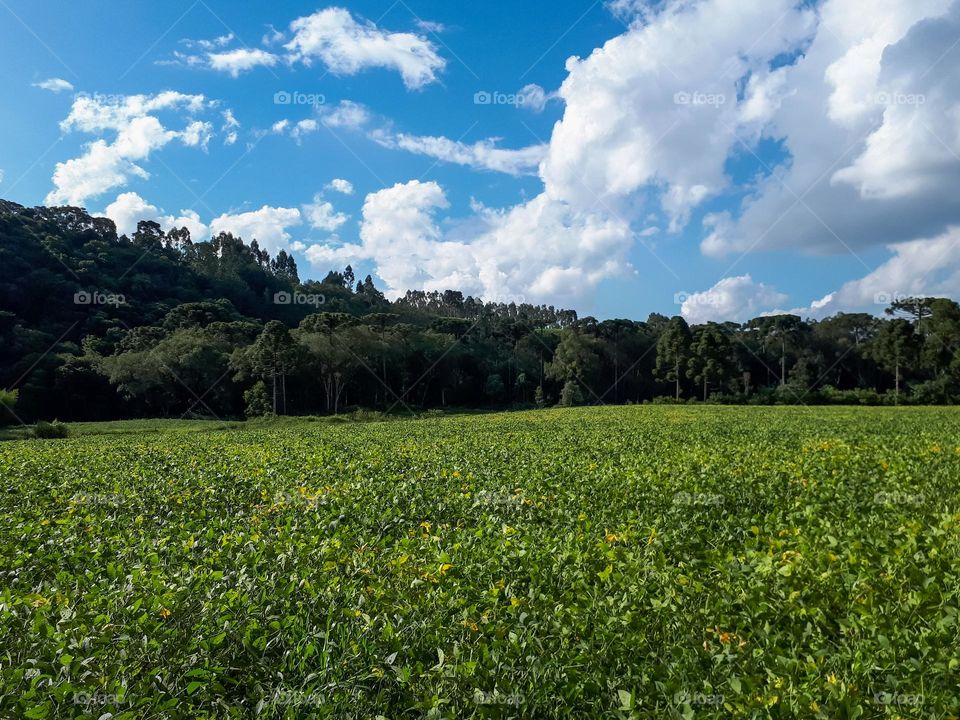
33;420;69;439
558;380;583;407
0;388;17;426
243;381;273;418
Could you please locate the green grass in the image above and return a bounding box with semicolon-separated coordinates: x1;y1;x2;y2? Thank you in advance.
1;407;958;718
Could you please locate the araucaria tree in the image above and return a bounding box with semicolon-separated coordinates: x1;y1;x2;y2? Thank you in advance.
872;318;920;404
656;316;691;400
687;322;733;401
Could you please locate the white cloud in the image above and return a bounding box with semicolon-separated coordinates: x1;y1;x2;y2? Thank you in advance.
285;7;445;89
306;179;633;304
516;83;554;112
781;228;960;318
370;129;547;176
210;205;302;254
541;0;816;229
180;120;214;149
304;0;816;305
183;33;234;51
103;191;208;240
326;178;354;194
702;0;960;258
290;118;319;142
46;92;213;206
679;275;787;323
221;109;240;145
320;100;371;129
32;78;74;93
318;99;546;175
207;48;279;77
262;25;285;46
303;193;348;231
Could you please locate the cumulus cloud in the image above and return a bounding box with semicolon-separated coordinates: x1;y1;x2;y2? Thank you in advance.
780;228;960;318
304;0;819;305
32;78;74;93
209;205;303;254
285;7;445;89
46;92;213;206
679;275;787;324
103;191;209;239
326;178;354;194
305;179;632;303
702;0;960;258
303;193;349;231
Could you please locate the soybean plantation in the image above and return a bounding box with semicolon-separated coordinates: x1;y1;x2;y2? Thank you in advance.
1;407;959;718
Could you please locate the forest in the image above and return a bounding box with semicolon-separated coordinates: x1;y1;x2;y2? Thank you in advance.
2;198;959;423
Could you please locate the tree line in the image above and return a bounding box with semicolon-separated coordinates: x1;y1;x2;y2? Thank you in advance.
1;199;959;423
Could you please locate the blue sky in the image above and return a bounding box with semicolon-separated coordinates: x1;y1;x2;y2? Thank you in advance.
2;0;959;321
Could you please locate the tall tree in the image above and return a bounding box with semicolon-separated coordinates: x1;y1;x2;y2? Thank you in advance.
687;323;733;401
241;321;299;414
885;296;935;333
872;318;920;403
655;316;691;400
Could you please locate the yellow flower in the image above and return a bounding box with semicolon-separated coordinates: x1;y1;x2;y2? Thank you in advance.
826;673;837;685
439;563;454;576
452;470;461;478
159;607;171;619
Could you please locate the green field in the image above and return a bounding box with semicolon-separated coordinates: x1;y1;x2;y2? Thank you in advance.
1;407;959;718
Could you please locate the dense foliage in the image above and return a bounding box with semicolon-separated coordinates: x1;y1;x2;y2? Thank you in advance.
3;199;960;422
1;407;958;718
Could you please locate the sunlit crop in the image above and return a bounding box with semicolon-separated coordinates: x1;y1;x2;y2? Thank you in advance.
1;407;958;718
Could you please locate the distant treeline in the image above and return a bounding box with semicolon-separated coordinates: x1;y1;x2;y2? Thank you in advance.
1;199;958;422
